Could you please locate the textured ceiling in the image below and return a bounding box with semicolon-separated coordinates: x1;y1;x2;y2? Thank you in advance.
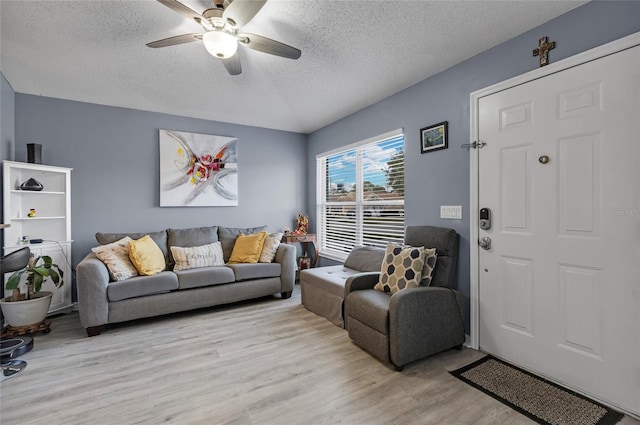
0;0;586;134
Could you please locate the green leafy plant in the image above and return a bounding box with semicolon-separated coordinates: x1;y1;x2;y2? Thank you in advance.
6;255;64;302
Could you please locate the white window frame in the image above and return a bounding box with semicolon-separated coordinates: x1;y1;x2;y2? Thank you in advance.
316;128;405;262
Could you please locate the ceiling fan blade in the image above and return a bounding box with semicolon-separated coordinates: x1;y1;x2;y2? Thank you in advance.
221;54;242;75
146;33;202;48
238;33;301;59
222;0;267;28
157;0;203;22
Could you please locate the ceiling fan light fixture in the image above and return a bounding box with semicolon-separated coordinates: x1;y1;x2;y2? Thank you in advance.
203;31;238;59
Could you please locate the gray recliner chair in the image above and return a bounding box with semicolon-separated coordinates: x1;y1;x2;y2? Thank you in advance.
344;225;465;370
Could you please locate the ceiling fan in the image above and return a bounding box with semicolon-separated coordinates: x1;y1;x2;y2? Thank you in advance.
146;0;301;75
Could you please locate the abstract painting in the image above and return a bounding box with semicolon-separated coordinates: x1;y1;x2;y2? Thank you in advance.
159;129;238;207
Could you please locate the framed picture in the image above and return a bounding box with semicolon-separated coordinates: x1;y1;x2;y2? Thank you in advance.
420;121;448;154
159;129;238;207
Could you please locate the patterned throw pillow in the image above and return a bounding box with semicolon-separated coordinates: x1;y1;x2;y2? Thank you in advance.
374;244;426;294
420;248;438;286
170;242;224;271
259;232;283;263
92;236;139;281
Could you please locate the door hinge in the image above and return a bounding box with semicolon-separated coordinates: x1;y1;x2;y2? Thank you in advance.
461;141;487;150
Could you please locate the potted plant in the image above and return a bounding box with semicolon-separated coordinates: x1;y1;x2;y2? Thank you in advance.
1;254;64;327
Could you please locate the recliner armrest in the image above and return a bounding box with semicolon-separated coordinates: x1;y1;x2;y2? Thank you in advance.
345;272;380;293
388;286;465;366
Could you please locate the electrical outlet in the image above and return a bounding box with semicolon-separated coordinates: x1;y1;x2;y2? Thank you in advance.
440;205;462;219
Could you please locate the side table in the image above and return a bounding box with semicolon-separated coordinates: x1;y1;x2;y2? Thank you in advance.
281;233;319;268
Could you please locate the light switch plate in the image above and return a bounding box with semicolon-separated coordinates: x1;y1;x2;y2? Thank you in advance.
440;205;462;219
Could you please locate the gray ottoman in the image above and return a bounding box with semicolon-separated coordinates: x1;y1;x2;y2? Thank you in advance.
300;246;385;328
300;266;365;327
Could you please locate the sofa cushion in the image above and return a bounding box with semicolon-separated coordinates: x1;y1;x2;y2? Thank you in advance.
300;265;364;297
228;232;267;264
218;225;268;262
259;232;283;263
170;242;224;271
346;289;391;334
167;226;218;266
227;263;281;281
91;237;138;281
107;271;178;302
374;244;425;294
96;230;169;267
129;235;166;276
344;246;386;272
174;266;236;289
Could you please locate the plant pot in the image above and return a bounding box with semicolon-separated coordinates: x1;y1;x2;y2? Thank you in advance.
0;291;52;327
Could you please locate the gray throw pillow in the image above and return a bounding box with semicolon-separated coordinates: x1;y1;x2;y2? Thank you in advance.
344;245;386;272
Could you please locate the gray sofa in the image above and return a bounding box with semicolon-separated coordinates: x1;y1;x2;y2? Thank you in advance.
77;225;296;337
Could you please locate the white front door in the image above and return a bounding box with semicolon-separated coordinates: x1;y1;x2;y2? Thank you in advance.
478;44;640;414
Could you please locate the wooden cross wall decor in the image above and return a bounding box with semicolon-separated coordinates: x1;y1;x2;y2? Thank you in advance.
533;36;556;67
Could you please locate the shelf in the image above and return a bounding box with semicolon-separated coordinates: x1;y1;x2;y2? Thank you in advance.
4;241;73;250
3;160;73;315
12;217;65;221
10;190;66;195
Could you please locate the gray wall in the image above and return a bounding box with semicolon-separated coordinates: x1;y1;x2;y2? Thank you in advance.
14;95;308;271
306;1;640;331
1;73;15;162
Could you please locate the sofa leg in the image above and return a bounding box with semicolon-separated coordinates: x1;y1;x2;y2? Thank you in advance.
454;344;463;351
281;291;292;299
86;326;103;337
394;364;404;372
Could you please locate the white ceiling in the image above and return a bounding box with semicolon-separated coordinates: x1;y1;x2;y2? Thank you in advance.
0;0;586;134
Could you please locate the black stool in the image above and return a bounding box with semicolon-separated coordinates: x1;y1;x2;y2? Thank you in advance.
0;336;34;380
1;246;32;380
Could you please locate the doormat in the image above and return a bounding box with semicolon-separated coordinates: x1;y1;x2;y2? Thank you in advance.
450;355;623;425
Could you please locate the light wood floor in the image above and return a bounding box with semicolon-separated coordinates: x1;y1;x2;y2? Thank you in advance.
1;287;638;425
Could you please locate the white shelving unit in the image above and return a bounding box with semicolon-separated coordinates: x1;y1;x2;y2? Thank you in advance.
2;160;73;315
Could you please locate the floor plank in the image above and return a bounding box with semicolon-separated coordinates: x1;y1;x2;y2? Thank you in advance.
1;287;637;425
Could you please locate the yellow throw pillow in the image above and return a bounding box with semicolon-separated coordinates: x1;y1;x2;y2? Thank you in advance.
129;235;166;276
227;231;268;264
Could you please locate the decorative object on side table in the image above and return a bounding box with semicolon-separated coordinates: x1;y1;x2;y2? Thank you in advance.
1;251;64;335
19;178;43;191
294;212;309;234
420;121;448;154
299;256;311;270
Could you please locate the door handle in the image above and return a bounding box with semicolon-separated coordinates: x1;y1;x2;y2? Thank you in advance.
479;237;492;250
